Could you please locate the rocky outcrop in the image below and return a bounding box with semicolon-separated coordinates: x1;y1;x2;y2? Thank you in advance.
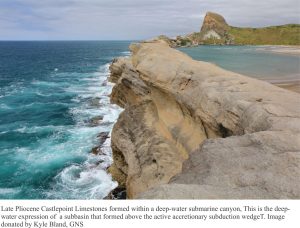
150;35;195;48
158;12;300;46
108;41;300;199
154;12;231;46
200;12;229;39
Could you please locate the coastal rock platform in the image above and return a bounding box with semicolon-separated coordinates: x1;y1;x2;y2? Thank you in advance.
108;41;300;199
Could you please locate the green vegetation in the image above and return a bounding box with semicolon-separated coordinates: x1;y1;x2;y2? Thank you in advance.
228;24;300;45
157;12;300;46
178;38;191;46
187;24;300;45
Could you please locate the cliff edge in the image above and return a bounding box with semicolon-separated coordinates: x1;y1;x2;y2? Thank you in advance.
108;41;300;199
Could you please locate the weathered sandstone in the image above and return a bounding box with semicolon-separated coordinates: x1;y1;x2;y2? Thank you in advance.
108;41;300;199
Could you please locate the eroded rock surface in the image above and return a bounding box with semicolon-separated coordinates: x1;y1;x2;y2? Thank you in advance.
200;12;229;39
108;41;300;199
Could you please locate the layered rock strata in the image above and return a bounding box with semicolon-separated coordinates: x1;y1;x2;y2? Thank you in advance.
108;41;300;199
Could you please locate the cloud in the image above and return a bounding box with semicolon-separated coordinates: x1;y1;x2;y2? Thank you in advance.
0;0;299;40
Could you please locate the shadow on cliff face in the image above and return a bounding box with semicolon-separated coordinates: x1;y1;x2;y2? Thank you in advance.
106;52;238;198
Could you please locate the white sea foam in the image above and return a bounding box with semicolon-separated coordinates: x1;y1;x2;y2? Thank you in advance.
0;45;128;199
0;188;21;195
87;86;102;92
20;101;69;108
81;78;101;82
0;82;24;97
6;62;122;199
35;91;52;97
31;80;60;87
47;164;117;199
47;137;117;199
121;51;131;56
70;107;102;118
98;63;110;72
102;105;122;123
13;125;65;134
0;103;12;110
45;62;123;199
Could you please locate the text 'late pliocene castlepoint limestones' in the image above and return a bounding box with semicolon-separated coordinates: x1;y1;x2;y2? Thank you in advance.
0;204;292;228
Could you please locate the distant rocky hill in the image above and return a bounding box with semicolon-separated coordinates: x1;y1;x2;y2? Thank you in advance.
158;12;300;46
200;12;230;40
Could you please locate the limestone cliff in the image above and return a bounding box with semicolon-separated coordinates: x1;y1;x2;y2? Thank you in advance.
200;12;229;39
198;12;300;45
108;41;300;199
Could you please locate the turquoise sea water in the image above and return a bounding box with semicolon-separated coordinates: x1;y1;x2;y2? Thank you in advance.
0;41;130;199
0;42;299;199
179;45;300;82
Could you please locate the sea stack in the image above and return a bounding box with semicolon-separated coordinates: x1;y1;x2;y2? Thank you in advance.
108;41;300;199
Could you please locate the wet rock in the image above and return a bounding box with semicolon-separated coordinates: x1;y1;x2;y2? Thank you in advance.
91;146;104;155
91;132;110;155
101;80;108;86
95;159;105;166
88;116;103;127
105;187;127;200
97;132;110;145
89;98;101;107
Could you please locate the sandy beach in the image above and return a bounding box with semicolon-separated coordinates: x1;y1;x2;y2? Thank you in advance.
256;46;300;93
256;45;300;55
264;77;300;93
274;80;300;93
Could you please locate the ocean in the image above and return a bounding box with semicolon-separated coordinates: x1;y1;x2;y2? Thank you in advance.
0;42;298;199
179;45;300;83
0;41;130;199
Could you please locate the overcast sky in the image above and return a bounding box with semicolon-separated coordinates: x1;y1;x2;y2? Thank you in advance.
0;0;299;40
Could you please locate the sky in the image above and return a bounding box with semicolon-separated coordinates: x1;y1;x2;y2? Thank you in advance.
0;0;299;40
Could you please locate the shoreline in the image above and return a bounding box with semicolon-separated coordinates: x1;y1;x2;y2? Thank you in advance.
180;44;300;56
255;45;300;56
274;80;300;93
263;75;300;94
178;44;300;93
